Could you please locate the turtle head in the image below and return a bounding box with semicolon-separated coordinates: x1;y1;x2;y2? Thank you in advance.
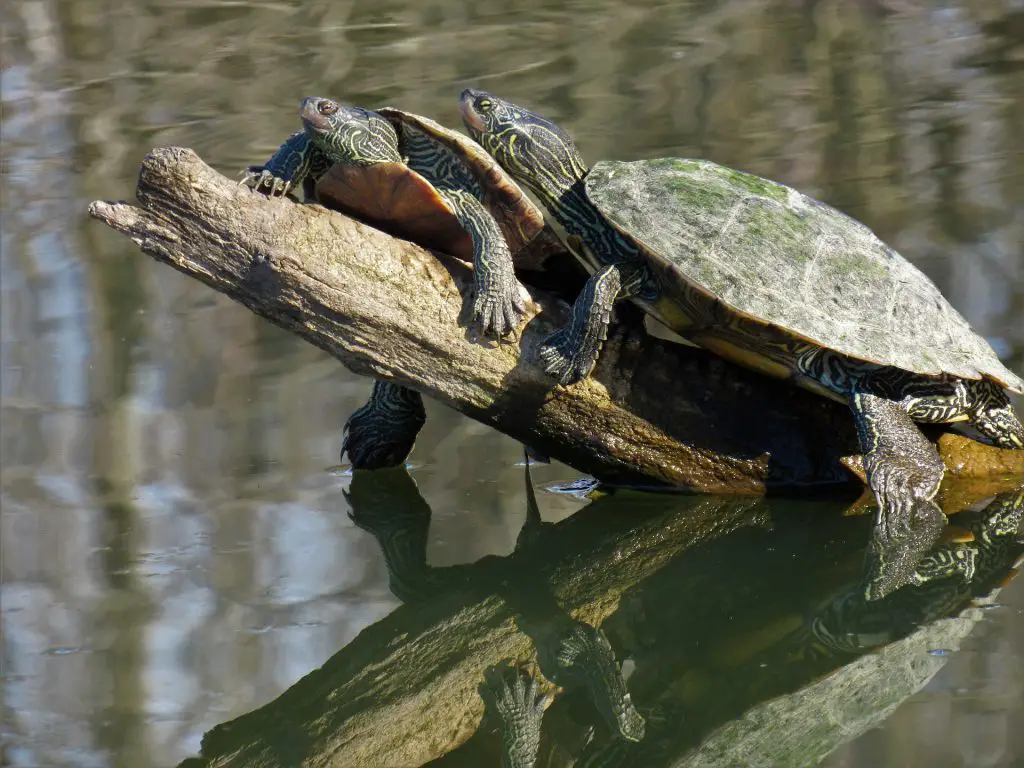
459;89;587;201
300;97;402;165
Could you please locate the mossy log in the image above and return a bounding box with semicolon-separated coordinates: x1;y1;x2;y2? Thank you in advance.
88;148;1024;492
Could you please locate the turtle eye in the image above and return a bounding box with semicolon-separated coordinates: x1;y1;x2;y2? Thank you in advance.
476;98;492;113
318;100;339;116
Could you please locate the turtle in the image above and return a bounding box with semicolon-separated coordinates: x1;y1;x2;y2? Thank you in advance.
241;96;558;468
458;88;1024;537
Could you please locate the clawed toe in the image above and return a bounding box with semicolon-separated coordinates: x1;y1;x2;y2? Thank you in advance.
471;287;525;339
240;167;293;197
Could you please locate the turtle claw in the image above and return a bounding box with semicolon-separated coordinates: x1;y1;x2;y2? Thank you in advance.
538;330;591;386
472;284;525;338
471;258;527;338
241;166;294;198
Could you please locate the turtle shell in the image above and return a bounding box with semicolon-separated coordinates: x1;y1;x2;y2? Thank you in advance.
585;158;1024;392
316;159;474;259
313;107;563;265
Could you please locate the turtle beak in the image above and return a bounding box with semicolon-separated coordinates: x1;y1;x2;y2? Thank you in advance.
459;88;486;134
300;96;333;132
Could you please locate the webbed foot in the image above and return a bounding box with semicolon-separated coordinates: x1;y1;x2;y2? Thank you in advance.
239;130;318;200
537;329;595;386
849;391;946;542
341;382;426;470
481;664;550;768
535;262;638;386
868;455;944;541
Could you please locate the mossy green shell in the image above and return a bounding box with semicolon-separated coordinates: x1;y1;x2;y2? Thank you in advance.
586;158;1023;392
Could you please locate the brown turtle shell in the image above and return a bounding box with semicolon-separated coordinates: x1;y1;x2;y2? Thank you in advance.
313;107;563;265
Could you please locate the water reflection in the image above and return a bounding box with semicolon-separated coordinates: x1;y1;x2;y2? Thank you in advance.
4;0;1024;764
185;469;1023;767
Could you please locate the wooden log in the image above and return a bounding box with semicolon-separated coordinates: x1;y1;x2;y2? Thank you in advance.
88;148;1024;492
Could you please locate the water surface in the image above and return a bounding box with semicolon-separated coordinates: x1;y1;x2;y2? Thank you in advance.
3;1;1024;766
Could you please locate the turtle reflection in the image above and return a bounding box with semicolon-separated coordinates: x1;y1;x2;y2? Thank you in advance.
563;487;1023;768
817;487;1024;657
345;455;646;768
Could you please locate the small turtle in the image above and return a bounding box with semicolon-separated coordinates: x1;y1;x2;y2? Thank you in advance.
459;88;1024;537
243;97;554;468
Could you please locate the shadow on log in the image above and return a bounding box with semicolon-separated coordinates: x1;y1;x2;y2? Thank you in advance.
178;471;1023;768
89;148;1024;493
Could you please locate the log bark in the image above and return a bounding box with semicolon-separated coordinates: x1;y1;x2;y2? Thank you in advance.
88;148;1024;492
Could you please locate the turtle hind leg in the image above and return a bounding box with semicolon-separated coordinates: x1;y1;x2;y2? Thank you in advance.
849;390;947;542
442;189;525;338
341;381;426;470
539;263;643;386
966;378;1024;449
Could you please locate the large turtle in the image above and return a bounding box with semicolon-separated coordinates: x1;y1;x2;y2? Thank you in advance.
242;96;557;468
459;88;1024;536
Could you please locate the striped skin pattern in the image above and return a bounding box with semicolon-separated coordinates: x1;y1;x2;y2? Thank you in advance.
811;487;1024;656
399;123;524;335
243;96;523;338
459;87;1023;541
341;380;425;471
482;665;551;768
243;96;527;468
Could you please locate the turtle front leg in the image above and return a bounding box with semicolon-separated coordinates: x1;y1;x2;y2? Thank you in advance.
341;380;426;470
442;189;526;337
241;131;329;199
539;263;643;386
849;390;947;541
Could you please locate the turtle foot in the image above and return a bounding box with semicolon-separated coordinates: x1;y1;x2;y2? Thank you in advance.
481;664;550;768
869;456;943;542
537;330;593;386
241;166;295;197
341;383;425;470
862;499;946;601
471;279;526;338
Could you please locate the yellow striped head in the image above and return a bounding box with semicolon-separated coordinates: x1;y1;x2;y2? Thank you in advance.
459;88;587;198
300;96;401;165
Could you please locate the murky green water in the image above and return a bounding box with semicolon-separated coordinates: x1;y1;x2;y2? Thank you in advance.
3;1;1024;766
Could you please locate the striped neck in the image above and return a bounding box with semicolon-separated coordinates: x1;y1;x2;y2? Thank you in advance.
531;171;637;270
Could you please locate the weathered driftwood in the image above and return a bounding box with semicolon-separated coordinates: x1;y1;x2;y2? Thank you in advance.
88;148;1024;492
